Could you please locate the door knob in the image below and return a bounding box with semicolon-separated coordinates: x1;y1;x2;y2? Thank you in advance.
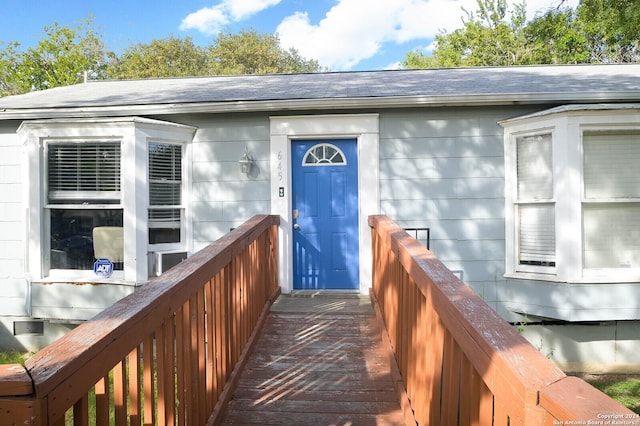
293;224;300;230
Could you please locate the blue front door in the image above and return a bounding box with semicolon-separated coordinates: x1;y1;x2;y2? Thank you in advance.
292;139;359;290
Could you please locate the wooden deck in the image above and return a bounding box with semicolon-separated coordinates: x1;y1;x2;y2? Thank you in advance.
220;294;412;425
1;215;633;425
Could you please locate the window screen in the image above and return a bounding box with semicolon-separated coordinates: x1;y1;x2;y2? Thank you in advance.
148;143;182;244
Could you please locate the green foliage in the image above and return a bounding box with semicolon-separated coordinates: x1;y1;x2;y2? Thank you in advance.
404;0;530;68
0;41;22;96
403;0;640;68
524;8;590;64
209;29;320;75
402;50;438;69
106;29;321;80
578;0;640;62
105;36;209;79
1;20;321;96
0;16;108;96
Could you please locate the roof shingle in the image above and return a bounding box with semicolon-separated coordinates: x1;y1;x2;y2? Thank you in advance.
1;64;639;116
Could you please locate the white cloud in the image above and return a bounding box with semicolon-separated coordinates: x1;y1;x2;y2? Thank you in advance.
384;61;404;70
276;0;401;70
180;5;228;35
180;0;282;35
277;0;580;70
226;0;282;20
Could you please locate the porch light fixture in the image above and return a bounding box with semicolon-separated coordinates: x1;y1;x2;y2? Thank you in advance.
238;146;254;175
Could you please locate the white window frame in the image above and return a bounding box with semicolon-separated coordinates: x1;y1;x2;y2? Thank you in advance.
580;126;640;281
44;138;125;280
147;140;187;252
512;132;557;275
20;118;196;285
502;106;640;283
302;143;347;166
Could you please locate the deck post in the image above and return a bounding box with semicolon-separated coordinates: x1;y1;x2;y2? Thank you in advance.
0;363;41;425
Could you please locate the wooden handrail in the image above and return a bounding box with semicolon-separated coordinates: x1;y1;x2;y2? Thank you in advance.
369;215;635;425
0;214;280;425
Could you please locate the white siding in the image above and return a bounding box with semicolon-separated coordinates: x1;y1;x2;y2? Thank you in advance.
186;114;272;252
0;123;28;316
521;321;640;374
379;108;516;310
500;279;640;321
31;283;134;321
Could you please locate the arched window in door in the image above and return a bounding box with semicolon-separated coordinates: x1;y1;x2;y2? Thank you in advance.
302;143;347;166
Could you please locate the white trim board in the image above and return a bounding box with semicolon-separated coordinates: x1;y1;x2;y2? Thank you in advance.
270;114;380;294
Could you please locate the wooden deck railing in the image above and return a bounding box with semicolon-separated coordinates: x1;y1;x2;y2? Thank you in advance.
0;214;280;425
369;215;636;425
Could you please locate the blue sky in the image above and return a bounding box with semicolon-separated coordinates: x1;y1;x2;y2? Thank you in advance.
1;0;578;71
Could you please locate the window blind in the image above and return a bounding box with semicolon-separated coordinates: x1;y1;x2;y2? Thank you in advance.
583;132;640;269
516;134;555;266
584;203;640;268
517;134;553;200
148;143;182;244
584;132;640;199
518;204;556;265
47;142;121;202
149;143;182;207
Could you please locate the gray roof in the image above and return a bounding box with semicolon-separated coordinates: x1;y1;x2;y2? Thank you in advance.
1;64;640;119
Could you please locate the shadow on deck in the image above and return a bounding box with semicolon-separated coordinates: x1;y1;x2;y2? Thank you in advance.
220;294;412;425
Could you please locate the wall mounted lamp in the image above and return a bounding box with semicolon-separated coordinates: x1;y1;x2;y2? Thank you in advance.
238;146;254;175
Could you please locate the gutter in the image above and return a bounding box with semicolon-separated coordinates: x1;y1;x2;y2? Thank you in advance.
0;91;639;120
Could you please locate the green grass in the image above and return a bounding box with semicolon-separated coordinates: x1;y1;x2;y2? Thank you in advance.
1;350;150;424
590;378;640;414
0;350;30;365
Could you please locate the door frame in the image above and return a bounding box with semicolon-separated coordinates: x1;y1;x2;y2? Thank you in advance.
270;114;380;294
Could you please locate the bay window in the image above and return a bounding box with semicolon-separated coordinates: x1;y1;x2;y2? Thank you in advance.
21;117;196;284
502;106;640;283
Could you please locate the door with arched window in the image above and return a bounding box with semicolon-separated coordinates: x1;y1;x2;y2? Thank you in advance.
291;139;359;290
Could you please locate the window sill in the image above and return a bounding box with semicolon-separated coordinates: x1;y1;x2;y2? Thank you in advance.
504;272;563;283
573;273;640;284
33;274;134;286
505;272;640;284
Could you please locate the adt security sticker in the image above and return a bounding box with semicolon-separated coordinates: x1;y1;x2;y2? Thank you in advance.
94;258;114;278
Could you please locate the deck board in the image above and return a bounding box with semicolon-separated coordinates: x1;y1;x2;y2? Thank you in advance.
220;296;410;425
